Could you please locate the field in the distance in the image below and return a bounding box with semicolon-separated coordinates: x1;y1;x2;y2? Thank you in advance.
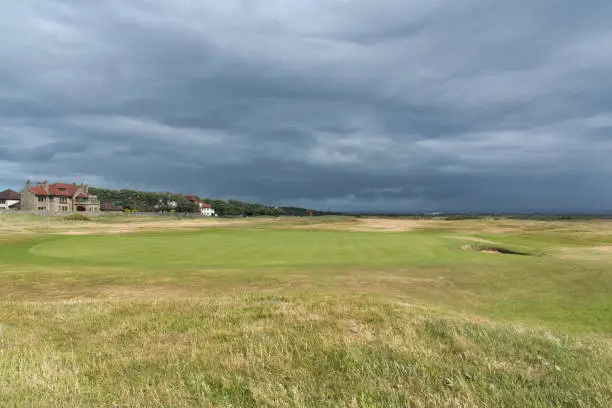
0;213;611;407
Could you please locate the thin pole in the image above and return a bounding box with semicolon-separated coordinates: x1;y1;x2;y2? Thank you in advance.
309;209;312;232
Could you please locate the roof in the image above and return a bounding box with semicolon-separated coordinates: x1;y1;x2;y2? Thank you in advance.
201;203;213;208
101;202;123;211
0;189;20;200
30;182;90;197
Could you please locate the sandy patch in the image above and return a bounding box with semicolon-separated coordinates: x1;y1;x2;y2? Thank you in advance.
357;218;423;231
53;219;251;235
308;218;430;232
100;286;195;299
556;245;612;260
443;235;500;245
592;245;612;253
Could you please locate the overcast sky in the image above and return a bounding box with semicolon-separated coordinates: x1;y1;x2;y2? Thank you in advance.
1;1;611;212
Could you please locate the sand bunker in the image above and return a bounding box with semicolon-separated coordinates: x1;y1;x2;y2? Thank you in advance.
461;244;530;256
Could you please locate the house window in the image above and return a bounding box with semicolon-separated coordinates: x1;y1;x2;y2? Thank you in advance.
0;199;5;205
38;206;45;211
60;197;68;204
38;196;45;202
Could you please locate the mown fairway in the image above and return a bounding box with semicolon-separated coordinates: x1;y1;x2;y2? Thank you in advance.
0;215;611;407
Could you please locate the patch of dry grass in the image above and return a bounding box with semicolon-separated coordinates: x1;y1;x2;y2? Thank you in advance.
1;295;610;407
0;212;258;236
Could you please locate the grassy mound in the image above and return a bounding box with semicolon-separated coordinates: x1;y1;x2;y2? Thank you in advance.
0;295;610;407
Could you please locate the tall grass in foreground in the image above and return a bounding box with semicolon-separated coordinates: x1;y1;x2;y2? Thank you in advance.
1;294;610;407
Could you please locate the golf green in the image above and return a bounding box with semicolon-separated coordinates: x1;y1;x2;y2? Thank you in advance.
29;229;463;268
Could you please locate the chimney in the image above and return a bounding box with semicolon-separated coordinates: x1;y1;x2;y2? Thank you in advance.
43;180;49;193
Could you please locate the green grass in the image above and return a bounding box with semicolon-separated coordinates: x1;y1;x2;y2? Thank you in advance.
27;230;459;268
0;217;611;406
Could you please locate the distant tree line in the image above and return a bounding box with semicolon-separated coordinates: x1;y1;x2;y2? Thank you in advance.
89;187;341;217
195;200;342;217
90;188;199;213
275;206;344;217
202;199;284;217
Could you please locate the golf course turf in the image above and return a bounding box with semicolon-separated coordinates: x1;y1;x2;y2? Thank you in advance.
0;215;610;406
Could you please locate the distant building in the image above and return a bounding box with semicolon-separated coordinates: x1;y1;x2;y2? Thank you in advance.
155;193;216;216
183;194;216;216
185;194;199;203
200;202;216;217
0;189;20;210
20;180;100;212
154;196;178;212
100;202;124;212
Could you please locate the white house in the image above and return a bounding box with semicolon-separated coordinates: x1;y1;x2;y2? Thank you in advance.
0;189;20;210
185;194;216;216
155;197;178;212
155;195;216;216
200;202;216;216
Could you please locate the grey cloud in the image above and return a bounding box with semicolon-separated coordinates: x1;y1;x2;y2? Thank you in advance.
1;0;612;212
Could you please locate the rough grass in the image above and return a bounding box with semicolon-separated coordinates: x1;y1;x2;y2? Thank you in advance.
2;295;610;407
63;213;92;221
0;214;611;406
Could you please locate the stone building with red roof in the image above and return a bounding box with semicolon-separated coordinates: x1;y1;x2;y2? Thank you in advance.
20;180;100;212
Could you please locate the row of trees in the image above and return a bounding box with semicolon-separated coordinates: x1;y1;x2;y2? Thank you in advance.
203;202;343;217
90;188;199;213
202;199;284;217
90;187;336;217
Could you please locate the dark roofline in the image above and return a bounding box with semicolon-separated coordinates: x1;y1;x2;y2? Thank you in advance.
0;189;20;200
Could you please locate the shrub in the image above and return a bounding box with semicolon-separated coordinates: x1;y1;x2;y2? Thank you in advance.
64;213;91;222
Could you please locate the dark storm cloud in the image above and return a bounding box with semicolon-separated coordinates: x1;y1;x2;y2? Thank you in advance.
1;0;612;212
